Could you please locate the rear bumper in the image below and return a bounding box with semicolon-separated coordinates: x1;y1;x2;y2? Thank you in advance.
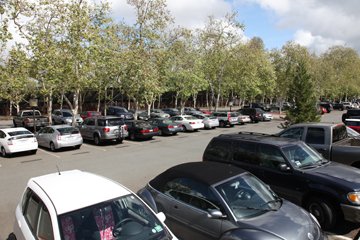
8;143;38;154
56;138;83;148
341;203;360;222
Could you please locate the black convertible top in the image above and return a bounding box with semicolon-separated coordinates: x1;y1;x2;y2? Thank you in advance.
149;161;247;190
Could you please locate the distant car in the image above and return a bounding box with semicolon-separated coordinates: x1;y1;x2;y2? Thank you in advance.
148;118;183;136
332;102;344;111
342;102;353;110
10;169;177;240
138;162;325;240
211;111;238;127
136;110;150;120
170;115;204;131
0;127;38;157
52;109;83;126
79;116;128;145
192;113;219;129
258;108;273;121
125;120;159;140
238;108;262;123
237;113;251;124
342;109;360;122
35;125;83;151
183;107;203;115
319;102;333;113
162;108;180;117
107;106;134;120
345;118;360;133
79;111;101;120
150;109;170;118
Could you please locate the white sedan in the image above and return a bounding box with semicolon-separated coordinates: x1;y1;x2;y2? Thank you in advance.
10;169;178;240
0;127;38;157
170;115;205;131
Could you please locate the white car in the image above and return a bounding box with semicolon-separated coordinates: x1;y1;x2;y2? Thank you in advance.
10;169;178;240
170;115;204;131
192;114;219;129
262;112;273;121
0;127;38;157
237;114;251;124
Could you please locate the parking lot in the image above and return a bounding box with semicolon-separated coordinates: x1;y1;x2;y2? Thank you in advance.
0;111;358;240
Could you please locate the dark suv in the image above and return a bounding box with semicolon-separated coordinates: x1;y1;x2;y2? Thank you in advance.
342;109;360;122
107;106;134;120
203;132;360;230
238;108;262;123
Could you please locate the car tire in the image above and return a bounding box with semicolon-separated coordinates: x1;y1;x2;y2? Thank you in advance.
30;150;37;155
1;147;8;158
158;129;162;136
116;138;123;144
75;144;81;149
94;135;101;145
219;121;225;128
50;142;56;152
305;197;337;230
130;133;136;141
181;125;187;132
7;233;17;240
230;124;235;128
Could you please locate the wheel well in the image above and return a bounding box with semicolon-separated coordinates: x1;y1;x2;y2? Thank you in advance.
302;191;342;217
351;161;360;169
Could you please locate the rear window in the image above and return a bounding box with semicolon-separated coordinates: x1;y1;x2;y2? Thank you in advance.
99;118;124;126
8;130;33;136
57;127;79;135
332;124;348;143
22;111;41;117
349;110;360;116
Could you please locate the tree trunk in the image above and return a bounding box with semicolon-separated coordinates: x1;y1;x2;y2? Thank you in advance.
47;91;53;125
9;100;13;117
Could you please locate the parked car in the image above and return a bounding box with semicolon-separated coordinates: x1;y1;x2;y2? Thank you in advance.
258;108;273;121
35;125;82;151
150;109;170;118
192;113;219;129
342;109;360;122
125;120;159;140
238;108;262;123
342;101;353;110
136;110;150;120
13;110;49;130
276;122;360;168
183;107;203;115
345;118;360;133
0;127;38;157
107;106;134;120
211;111;238;127
203;132;360;230
332;102;344;111
79;116;128;145
148;118;183;136
162;108;180;117
237;113;251;125
8;169;177;240
138;161;325;240
170;115;204;131
52;109;83;126
79;110;101;120
319;102;333;113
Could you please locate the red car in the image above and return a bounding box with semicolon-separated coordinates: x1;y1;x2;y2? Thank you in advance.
345;118;360;133
80;111;101;120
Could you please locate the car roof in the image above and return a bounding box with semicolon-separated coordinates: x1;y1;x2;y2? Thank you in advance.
30;170;130;214
1;127;32;133
215;132;302;147
149;162;248;189
290;122;343;127
50;125;77;129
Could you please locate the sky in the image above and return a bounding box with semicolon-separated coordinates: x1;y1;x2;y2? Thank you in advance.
108;0;360;54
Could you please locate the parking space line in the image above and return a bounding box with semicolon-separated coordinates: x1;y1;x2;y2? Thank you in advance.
72;151;89;155
82;143;107;151
115;145;129;148
21;159;42;163
38;148;61;158
150;140;161;143
123;140;142;145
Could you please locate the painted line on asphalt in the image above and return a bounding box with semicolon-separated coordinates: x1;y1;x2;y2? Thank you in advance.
21;159;42;163
82;143;107;151
123;140;142;145
150;140;161;143
38;148;61;158
72;151;89;155
115;145;129;148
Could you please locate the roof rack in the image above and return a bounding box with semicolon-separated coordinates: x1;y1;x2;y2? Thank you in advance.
238;131;270;136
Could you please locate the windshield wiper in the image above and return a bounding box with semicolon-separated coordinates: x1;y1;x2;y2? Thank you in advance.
259;199;282;210
232;205;276;211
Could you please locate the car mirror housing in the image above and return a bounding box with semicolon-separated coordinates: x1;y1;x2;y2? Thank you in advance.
156;212;166;222
279;163;291;172
207;209;225;219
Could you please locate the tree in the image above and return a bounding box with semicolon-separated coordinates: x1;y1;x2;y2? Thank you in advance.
285;60;320;126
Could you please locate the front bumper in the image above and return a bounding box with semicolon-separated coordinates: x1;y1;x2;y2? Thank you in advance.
341;203;360;222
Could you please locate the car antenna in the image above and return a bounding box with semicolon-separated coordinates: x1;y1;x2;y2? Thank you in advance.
56;165;61;175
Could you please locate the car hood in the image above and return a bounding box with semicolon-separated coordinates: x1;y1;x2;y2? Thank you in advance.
240;200;321;240
307;162;360;189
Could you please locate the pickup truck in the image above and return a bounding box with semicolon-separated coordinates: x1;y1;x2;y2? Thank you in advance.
13;110;49;130
277;122;360;168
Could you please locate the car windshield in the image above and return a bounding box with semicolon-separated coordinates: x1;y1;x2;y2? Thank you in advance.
281;142;325;169
57;127;79;135
62;112;73;117
22;111;41;116
215;174;281;219
184;116;197;120
347;126;360;137
58;194;170;240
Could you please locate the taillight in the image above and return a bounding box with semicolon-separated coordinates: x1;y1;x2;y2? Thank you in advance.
103;127;110;133
168;125;174;129
189;122;195;125
140;129;150;133
154;127;159;132
123;125;128;130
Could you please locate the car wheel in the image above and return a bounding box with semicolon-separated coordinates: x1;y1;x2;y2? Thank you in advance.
116;138;123;144
230;124;235;128
75;144;81;149
219;121;225;128
30;150;37;155
181;125;187;132
50;142;56;152
94;135;101;145
158;129;162;136
130;133;136;141
306;197;337;230
1;147;8;158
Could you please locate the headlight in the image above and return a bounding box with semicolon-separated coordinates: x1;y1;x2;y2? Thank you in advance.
347;192;360;204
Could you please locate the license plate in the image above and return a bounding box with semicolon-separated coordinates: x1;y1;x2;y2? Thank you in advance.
149;130;153;132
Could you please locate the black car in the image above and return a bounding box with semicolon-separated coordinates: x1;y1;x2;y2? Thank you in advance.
203;132;360;230
238;108;262;123
148;118;183;136
138;162;325;240
332;102;344;111
107;106;134;120
162;108;180;117
319;102;333;113
125;120;159;140
342;109;360;122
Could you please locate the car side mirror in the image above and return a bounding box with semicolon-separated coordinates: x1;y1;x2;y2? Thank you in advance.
207;209;225;219
156;212;166;222
279;163;291;171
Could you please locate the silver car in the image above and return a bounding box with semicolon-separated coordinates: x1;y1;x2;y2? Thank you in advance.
35;125;83;151
52;109;84;126
192;114;219;129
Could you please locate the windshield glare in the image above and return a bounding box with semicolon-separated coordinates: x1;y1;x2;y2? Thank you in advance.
58;194;170;240
281;142;323;168
215;174;280;219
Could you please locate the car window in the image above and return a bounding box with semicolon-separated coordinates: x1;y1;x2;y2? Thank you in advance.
107;118;125;126
257;145;285;169
163;178;220;211
62;111;72;117
23;190;54;240
232;141;259;165
305;128;325;144
57;127;79;135
279;127;304;140
0;130;5;138
332;124;348;143
86;119;95;126
203;139;230;162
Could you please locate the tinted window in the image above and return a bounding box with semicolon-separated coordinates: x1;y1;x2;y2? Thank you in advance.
232;141;259;165
279;127;304;140
84;119;95;126
62;111;73;117
257;145;285;169
305;128;325;144
203;139;230;162
107;118;125;126
332;124;348;142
